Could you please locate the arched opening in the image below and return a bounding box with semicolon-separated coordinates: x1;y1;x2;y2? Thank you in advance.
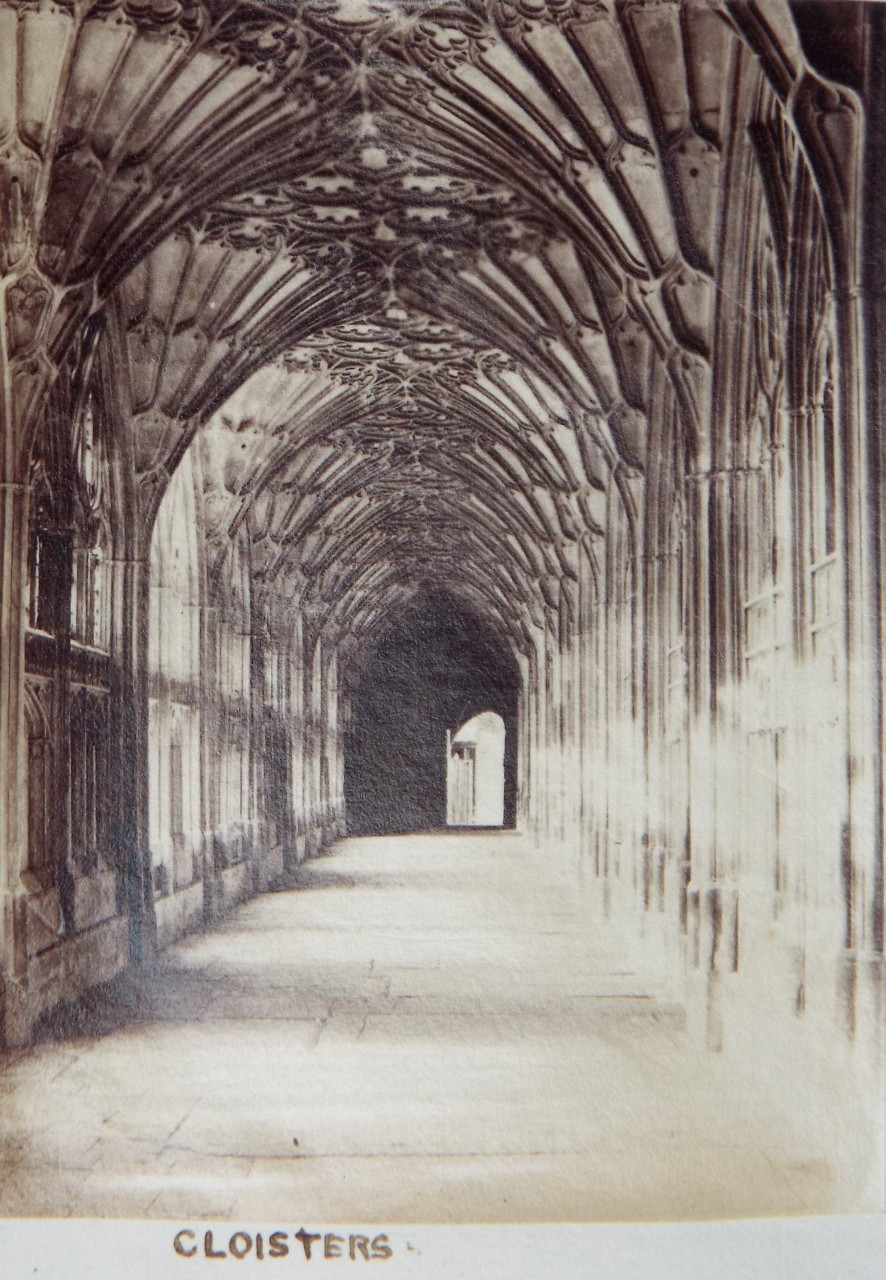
446;711;506;828
147;454;204;931
344;594;519;836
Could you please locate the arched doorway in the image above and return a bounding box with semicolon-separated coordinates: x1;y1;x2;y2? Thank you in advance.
447;711;506;828
344;595;518;835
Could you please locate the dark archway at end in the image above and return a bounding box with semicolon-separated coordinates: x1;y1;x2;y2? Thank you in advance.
343;593;520;835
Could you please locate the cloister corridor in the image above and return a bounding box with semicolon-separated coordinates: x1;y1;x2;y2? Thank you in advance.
0;830;878;1223
5;0;886;1234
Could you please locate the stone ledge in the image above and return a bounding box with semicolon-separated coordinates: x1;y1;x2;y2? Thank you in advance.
3;917;129;1049
155;881;204;950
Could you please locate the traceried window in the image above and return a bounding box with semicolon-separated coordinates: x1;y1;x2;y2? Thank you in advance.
70;393;111;652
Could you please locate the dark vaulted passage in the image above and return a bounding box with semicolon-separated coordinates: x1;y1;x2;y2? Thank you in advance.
344;595;519;835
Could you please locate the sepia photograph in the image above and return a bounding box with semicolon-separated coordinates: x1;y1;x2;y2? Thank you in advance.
0;0;884;1259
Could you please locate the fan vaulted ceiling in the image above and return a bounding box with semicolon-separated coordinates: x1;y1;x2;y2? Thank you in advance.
6;0;835;652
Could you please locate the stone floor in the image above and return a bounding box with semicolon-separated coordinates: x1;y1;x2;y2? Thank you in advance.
0;832;873;1221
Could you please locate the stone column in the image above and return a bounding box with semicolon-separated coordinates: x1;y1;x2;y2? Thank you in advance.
249;590;267;875
106;553;154;964
515;647;531;831
43;526;75;931
683;470;721;1044
853;8;886;1038
0;478;31;1044
199;600;220;917
526;628;544;841
575;546;594;868
639;546;664;912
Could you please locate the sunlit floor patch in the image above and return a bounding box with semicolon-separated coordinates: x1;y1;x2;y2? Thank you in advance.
0;832;873;1222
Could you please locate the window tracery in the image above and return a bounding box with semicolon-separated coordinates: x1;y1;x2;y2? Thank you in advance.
70;390;112;653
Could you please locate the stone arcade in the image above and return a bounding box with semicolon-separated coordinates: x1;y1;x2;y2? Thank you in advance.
0;0;885;1220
